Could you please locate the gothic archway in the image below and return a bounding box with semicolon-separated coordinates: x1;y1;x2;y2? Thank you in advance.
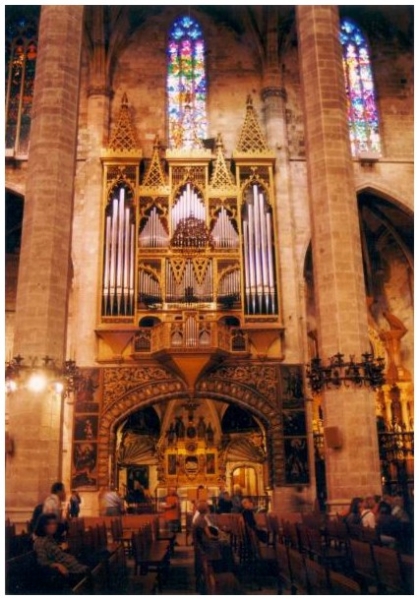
96;361;285;488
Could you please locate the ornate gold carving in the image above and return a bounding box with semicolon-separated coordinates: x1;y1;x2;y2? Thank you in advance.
234;95;272;155
102;365;178;410
142;137;167;188
192;257;211;285
169;258;187;285
106;165;137;193
105;93;141;156
209;134;236;191
171;166;206;188
204;363;278;406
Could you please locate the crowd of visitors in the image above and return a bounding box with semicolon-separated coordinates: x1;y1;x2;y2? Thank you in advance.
342;492;411;548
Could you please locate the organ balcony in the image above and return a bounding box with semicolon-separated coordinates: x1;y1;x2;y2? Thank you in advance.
132;318;248;356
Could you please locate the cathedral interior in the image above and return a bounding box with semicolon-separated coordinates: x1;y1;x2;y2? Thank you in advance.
4;6;414;592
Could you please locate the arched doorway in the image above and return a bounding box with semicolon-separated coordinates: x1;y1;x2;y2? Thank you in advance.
110;394;270;512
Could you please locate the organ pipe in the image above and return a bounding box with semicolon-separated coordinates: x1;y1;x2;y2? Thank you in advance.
102;187;135;316
242;184;277;315
165;259;213;305
171;183;205;233
212;207;239;248
139;206;169;248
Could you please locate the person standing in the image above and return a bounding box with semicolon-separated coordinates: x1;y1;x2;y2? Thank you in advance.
43;482;66;520
43;482;67;539
103;488;125;516
68;490;81;519
164;487;181;533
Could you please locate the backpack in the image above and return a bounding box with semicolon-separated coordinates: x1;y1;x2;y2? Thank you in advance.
28;503;44;534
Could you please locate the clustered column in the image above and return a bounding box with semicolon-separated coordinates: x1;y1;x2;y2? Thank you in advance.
8;6;84;516
296;6;381;507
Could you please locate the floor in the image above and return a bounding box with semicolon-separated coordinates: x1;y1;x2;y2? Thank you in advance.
127;532;281;596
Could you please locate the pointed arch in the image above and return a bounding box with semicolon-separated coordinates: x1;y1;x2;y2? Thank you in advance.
340;18;381;157
167;15;207;149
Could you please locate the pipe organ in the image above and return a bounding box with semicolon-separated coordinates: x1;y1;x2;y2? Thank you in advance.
102;186;135;316
242;184;277;315
100;98;281;342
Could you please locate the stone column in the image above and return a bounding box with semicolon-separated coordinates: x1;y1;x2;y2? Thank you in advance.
71;6;111;366
296;6;381;505
262;25;303;363
7;6;83;521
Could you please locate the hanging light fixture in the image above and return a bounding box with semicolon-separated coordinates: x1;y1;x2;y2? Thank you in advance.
170;216;214;253
306;352;385;394
5;355;79;396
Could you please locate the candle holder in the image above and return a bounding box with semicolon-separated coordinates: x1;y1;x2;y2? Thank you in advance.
306;352;385;394
5;355;80;396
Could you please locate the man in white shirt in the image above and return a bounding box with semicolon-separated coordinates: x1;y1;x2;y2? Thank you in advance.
43;482;66;520
360;495;376;528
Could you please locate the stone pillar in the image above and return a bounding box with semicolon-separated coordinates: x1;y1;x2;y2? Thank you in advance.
296;6;381;505
262;26;303;363
7;6;83;520
71;6;111;366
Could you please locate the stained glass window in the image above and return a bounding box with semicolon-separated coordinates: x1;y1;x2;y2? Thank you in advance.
167;15;207;150
5;13;39;154
340;19;381;156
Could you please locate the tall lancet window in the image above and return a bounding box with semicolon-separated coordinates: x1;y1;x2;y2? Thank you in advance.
242;183;277;315
340;19;381;156
102;184;136;316
167;15;207;149
5;12;39;154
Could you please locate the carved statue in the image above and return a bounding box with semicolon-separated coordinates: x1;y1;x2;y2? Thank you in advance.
379;310;409;383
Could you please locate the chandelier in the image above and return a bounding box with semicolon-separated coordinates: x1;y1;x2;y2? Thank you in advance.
170;216;214;253
5;354;79;396
306;352;385;394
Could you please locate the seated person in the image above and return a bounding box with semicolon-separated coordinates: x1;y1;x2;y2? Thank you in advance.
360;495;376;528
241;498;269;543
34;513;89;590
193;501;232;570
376;501;398;547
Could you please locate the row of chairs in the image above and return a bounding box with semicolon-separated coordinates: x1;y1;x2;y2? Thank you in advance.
276;541;362;594
131;522;173;593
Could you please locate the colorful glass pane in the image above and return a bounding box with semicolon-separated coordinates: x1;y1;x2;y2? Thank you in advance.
5;17;38;152
167;16;207;149
340;19;381;156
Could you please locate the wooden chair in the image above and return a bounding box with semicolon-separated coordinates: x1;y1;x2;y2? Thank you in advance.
349;539;378;593
305;526;349;570
200;551;243;595
287;547;308;594
185;512;194;545
245;524;277;586
329;569;362;594
281;520;299;549
372;545;405;594
131;530;170;592
295;523;312;557
400;553;414;595
304;556;330;594
111;517;132;555
266;513;280;545
275;541;293;594
325;517;350;551
360;526;381;546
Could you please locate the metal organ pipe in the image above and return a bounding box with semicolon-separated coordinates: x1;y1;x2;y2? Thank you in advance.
212;208;239;248
266;210;275;313
243;184;276;315
103;188;135;316
139;207;168;248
